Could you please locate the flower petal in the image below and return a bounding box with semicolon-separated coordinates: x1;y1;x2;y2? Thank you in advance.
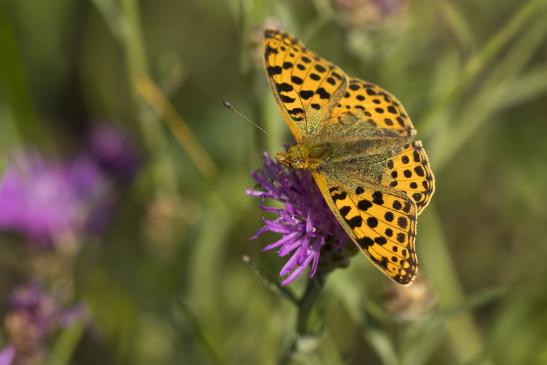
263;231;301;251
281;254;315;286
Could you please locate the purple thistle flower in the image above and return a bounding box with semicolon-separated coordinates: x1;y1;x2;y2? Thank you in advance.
0;151;113;244
3;283;86;363
69;153;116;233
0;152;90;244
87;124;139;182
333;0;408;28
0;346;15;365
246;153;350;286
0;125;139;245
8;283;59;341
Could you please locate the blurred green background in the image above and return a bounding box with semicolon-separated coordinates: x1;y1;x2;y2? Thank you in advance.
1;0;547;364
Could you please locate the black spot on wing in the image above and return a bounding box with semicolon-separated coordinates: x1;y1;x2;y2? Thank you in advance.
331;191;347;201
357;200;372;211
414;166;425;177
280;95;295;103
265;45;278;57
310;73;321;81
299;90;314;100
316;87;331;99
267;66;282;76
314;64;326;73
287;108;305;121
375;237;387;245
366;217;378;228
291;76;303;85
346;216;363;228
339;206;351;217
372;191;384;205
276;83;294;92
349;83;359;91
357;236;373;249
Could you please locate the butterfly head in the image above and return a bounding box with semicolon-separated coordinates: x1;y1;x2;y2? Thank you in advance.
276;145;314;170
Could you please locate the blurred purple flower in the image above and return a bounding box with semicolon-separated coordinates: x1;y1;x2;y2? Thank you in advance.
0;153;95;244
2;283;85;363
88;124;139;182
0;347;15;365
69;154;115;233
246;153;349;286
333;0;408;28
8;283;59;341
0;125;140;244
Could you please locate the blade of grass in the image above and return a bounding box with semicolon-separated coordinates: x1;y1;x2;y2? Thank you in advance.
363;324;400;365
136;75;218;180
430;17;547;169
47;319;87;365
242;255;298;305
90;0;123;39
422;0;547;138
400;287;504;365
436;0;476;53
321;331;349;365
463;0;546;83
500;66;547;109
329;269;399;365
94;0;178;193
172;299;228;365
0;7;39;143
116;0;217;180
437;287;506;321
419;205;493;364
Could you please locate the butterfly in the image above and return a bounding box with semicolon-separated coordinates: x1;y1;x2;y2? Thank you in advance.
262;29;435;285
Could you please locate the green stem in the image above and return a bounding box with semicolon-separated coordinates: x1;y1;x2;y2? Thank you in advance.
173;300;228;365
279;274;326;365
47;319;87;365
296;274;325;335
117;0;178;193
0;7;39;144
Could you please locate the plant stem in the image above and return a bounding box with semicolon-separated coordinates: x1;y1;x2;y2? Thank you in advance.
296;274;325;335
118;0;179;194
279;274;326;365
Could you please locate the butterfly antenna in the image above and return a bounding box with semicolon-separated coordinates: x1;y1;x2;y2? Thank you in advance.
223;100;269;136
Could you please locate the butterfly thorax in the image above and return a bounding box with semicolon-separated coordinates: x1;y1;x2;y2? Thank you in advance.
277;144;323;170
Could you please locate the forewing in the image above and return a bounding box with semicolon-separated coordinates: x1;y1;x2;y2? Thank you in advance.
383;141;435;214
313;172;418;285
329;78;415;136
263;29;348;141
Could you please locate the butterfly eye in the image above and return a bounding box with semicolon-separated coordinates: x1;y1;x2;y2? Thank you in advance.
292;158;302;167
